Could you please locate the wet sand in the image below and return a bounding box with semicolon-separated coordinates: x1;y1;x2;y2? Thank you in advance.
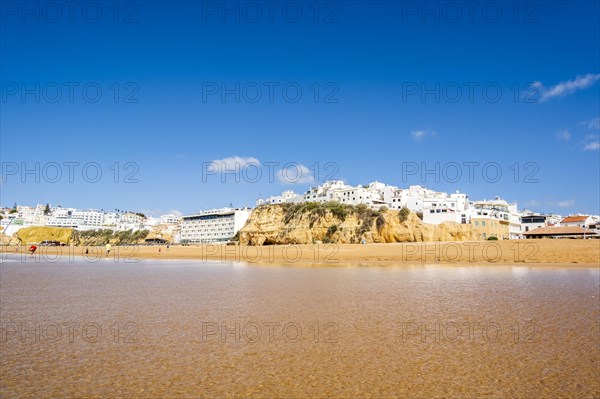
0;257;598;398
3;239;597;266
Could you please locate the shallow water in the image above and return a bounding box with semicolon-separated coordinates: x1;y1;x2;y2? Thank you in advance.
1;255;599;398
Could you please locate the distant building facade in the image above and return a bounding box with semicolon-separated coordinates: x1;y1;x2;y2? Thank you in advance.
180;208;251;243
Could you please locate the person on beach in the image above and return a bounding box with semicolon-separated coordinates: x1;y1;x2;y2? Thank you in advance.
28;245;37;255
85;248;89;255
159;247;162;254
105;243;111;257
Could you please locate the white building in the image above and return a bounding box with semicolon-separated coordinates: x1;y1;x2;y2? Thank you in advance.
102;212;120;227
17;204;48;225
256;190;298;206
180;207;251;243
257;180;399;210
46;216;82;228
117;213;144;231
422;192;470;225
560;215;598;228
471;198;522;239
390;185;445;213
44;206;81;229
520;214;548;233
72;209;104;227
160;214;182;224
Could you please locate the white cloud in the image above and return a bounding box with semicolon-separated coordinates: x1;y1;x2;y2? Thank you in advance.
537;73;600;102
277;163;315;184
582;134;600;151
523;200;541;208
525;199;577;210
208;156;260;172
580;117;600;130
411;129;437;141
140;209;183;217
555;130;571;141
549;199;576;208
583;141;600;151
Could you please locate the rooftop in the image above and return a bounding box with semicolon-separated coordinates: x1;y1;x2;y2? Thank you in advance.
561;215;590;223
524;226;597;236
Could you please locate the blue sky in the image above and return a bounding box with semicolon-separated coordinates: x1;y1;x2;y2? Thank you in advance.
1;0;599;216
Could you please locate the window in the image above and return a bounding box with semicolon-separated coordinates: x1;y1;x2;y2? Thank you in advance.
482;221;486;227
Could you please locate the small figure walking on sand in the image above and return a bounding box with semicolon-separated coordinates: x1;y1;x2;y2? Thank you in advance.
28;244;37;256
105;243;111;257
85;248;89;255
159;247;162;254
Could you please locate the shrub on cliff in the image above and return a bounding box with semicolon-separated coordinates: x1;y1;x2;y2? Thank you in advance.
398;207;410;222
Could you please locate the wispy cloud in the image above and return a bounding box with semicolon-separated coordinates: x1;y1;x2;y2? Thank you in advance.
209;156;260;172
549;199;576;208
535;73;600;102
523;200;541;208
140;209;183;217
555;130;571;141
583;134;600;151
411;129;437;141
580;117;600;130
524;199;575;209
277;163;315;184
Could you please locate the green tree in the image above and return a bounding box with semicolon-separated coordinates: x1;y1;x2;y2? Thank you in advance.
44;203;51;215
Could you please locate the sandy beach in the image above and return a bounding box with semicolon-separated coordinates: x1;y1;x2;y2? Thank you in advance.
4;240;598;266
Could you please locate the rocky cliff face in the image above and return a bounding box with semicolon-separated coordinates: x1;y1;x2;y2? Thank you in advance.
14;226;74;245
238;203;477;245
4;227;149;246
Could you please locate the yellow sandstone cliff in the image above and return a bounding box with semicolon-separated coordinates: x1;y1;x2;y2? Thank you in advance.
238;203;477;245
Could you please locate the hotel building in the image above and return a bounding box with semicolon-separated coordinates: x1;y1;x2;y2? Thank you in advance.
180;207;252;243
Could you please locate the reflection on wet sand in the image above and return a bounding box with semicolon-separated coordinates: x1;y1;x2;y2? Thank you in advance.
1;258;598;398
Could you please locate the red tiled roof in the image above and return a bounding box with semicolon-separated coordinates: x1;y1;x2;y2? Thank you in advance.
524;226;596;236
561;216;589;223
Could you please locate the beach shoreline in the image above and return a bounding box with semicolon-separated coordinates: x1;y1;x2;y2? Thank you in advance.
2;240;598;267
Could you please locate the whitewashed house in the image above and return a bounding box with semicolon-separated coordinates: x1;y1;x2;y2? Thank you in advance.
422;192;470;225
